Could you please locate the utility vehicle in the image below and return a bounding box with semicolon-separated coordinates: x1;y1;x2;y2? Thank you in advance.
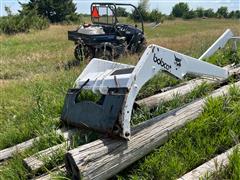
68;3;146;61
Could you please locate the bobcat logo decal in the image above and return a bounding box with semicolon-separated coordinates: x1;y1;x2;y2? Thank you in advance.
174;55;182;67
153;53;172;70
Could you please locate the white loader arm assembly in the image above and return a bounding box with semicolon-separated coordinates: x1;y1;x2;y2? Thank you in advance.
61;29;238;139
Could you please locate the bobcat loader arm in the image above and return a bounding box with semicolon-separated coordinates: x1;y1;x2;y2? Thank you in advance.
61;29;239;139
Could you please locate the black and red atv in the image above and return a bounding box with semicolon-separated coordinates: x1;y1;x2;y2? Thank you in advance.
68;3;146;61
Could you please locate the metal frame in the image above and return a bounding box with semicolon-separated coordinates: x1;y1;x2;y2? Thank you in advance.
199;29;238;60
62;29;239;139
90;2;144;33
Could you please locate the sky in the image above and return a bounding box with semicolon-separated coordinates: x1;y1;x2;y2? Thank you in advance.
0;0;240;16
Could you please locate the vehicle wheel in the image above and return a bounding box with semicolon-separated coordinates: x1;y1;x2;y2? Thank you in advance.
74;44;84;61
100;49;113;60
85;47;94;60
137;39;147;53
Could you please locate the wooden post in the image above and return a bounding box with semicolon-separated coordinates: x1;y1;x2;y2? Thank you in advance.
0;137;40;162
23;128;78;172
0;127;76;162
23;143;67;172
178;144;239;180
65;81;239;180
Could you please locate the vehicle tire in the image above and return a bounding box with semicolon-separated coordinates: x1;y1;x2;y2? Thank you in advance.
99;49;113;60
85;47;94;60
74;44;84;61
137;38;147;53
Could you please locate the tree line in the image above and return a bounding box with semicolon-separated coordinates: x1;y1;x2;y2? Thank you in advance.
127;0;240;22
0;0;239;35
0;0;80;34
171;2;240;19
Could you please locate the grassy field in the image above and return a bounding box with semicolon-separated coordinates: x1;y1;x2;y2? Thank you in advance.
0;19;240;179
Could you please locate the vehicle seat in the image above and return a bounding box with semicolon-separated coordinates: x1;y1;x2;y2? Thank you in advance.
102;25;116;34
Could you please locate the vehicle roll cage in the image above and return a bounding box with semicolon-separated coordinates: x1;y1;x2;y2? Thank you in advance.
90;3;144;33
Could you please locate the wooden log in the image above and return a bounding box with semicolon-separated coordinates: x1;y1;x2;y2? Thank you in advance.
137;66;240;108
24;143;67;172
178;144;239;180
65;81;240;180
33;166;66;180
0;127;76;162
0;137;40;162
136;79;208;107
23;128;79;172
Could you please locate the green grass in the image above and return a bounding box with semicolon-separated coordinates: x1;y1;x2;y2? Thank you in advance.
118;85;240;180
132;82;215;125
137;73;181;99
0;69;79;149
0;25;76;79
207;45;240;66
0;81;230;179
0;19;240;179
1;19;239;79
145;19;240;39
0;132;64;179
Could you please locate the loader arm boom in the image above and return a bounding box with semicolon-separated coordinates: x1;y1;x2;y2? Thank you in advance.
199;29;233;60
119;44;228;138
62;29;239;139
128;44;228;88
72;44;229;139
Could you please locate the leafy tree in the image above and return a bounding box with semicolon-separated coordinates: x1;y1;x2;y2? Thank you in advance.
130;0;164;23
216;6;228;18
228;11;235;18
148;9;163;23
183;10;196;19
235;10;240;18
20;0;80;23
228;10;240;19
195;7;204;17
130;0;149;21
204;8;215;18
172;2;189;17
0;6;49;34
116;7;129;17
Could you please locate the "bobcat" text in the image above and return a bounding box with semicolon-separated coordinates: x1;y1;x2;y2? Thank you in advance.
153;54;172;70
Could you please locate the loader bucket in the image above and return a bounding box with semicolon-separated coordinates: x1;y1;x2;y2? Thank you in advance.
61;87;128;135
